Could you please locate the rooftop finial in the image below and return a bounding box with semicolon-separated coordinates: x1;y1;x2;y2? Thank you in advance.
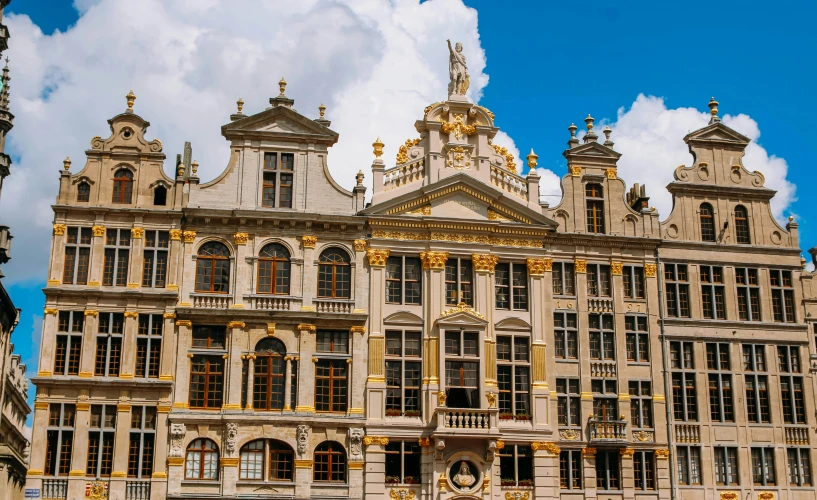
236;98;244;114
526;148;538;169
583;114;597;143
63;157;71;171
278;77;287;96
319;103;326;118
126;90;136;112
603;126;614;147
356;170;364;185
568;123;579;148
192;160;199;176
372;137;384;159
708;97;720;124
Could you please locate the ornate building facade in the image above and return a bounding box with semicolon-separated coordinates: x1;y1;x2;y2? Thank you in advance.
24;60;817;500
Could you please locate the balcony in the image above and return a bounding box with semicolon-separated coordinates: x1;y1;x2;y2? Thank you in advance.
589;361;617;378
245;294;301;311
314;298;355;314
126;480;151;500
675;424;700;443
588;298;614;313
435;407;499;436
190;293;233;309
42;479;68;500
588;417;627;444
785;426;809;445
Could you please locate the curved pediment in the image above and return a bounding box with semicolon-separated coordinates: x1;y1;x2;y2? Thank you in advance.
494;317;532;331
384;311;424;326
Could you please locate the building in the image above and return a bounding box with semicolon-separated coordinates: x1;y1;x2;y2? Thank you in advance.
24;61;817;500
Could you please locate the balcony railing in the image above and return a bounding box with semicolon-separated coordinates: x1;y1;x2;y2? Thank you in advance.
245;294;301;311
675;424;700;443
588;298;614;313
490;165;528;200
42;479;68;500
126;480;151;500
384;159;425;190
588;417;627;443
436;407;498;432
190;293;233;309
785;426;809;445
314;298;355;314
589;361;617;378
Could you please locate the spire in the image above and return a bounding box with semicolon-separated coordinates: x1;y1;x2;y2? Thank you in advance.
583;114;597;143
708;97;720;125
0;58;10;112
603;126;614;148
568;123;579;148
126;90;136;113
526;148;538;170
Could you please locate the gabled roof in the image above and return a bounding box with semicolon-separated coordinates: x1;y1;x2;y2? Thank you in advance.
221;105;339;145
683;121;750;148
563;141;621;163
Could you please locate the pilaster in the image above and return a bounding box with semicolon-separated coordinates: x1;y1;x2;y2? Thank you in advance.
38;309;58;376
224;321;246;409
295;324;316;412
172;321;192;407
119;312;138;379
79;309;98;377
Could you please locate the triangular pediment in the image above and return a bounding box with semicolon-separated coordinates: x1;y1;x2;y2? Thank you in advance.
435;308;488;327
563;141;622;161
221;106;338;143
684;122;750;146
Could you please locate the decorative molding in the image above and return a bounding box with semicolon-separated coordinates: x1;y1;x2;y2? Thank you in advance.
363;436;389;446
440;302;485;320
118;373;134;380
574;259;587;273
131;227;144;239
419;251;449;269
373;230;543;248
348;462;364;470
227;321;246;329
220;458;240;467
163;312;176;319
719;493;738;500
111;471;127;478
653;394;665;402
406;204;432;216
26;469;43;476
644;263;657;278
418;437;431;447
471;254;499;273
267;322;276;335
47;280;61;287
37;371;52;377
569;165;582;177
353;239;367;252
606;168;617;179
390;489;417;500
167;283;179;291
560;429;579;441
233;232;249;245
526;258;552;276
69;470;85;476
34;401;49;410
76;402;91;411
151;472;168;479
611;262;623;275
170;229;182;241
182;230;196;243
53;224;66;235
487;208;512;221
531;442;560;455
294;460;313;469
366;248;390;267
127;282;140;289
157;404;171;413
78;371;93;378
167;457;185;466
92;225;105;237
302;235;317;249
633;430;654;442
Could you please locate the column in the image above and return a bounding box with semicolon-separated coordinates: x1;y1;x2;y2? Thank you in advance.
129;226;145;289
166;229;182;293
245;355;256;410
528;258;551;427
67;402;91;500
48;223;67;286
620;448;635;500
363;437;388;499
353;239;367;312
582;448;597;500
532;442;559;500
88;224;105;287
178;231;196;307
300;235;317;310
24;401;50;487
224;321;246;410
282;357;291;411
348;330;365;415
38;309;59;377
108;402;132;500
119;312;139;380
366;248;389;420
158;313;176;383
575;259;594;424
294;450;314;498
172;321;192;408
221;456;239;497
79;309;98;378
610;262;631;430
295;324;316;412
231;232;249;308
472;254;497;392
150;406;170;499
420;251;448;414
655;449;671;499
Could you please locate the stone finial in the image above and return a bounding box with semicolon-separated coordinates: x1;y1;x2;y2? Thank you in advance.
177;164;184;178
319;103;326;118
583;114;597;142
708;97;720;124
372;137;384;159
63;157;71;171
126;90;136;112
278;77;287;96
568;123;579;148
526;148;538;169
192;160;199;176
356;170;364;186
603;126;614;147
236;98;244;114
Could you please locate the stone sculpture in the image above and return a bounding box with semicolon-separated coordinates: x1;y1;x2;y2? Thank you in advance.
453;461;476;488
170;423;185;457
447;39;469;96
296;424;309;456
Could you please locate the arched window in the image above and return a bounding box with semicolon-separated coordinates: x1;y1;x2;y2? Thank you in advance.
734;205;750;244
77;182;90;202
112;169;133;204
318;248;351;298
185;439;219;480
585;183;605;234
239;440;264;480
257;243;291;294
253;338;287;411
700;203;715;242
195;242;231;293
153;185;167;206
314;441;346;483
239;439;294;481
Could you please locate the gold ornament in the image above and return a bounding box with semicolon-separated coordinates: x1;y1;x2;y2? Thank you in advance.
440;114;477;141
301;235;317;249
420;251;449;270
471;254;499;273
372;137;384;159
126;90;136;111
574;259;587;273
366;249;390;267
233;232;249;245
526;258;552;276
396;138;421;165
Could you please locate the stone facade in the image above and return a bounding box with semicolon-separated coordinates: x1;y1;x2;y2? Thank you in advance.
25;76;817;500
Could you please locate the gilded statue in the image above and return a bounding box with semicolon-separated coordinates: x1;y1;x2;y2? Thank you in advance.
447;39;469;96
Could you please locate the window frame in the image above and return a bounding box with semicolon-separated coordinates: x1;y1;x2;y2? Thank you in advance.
552;261;575;296
734;205;750;244
317;248;352;299
253;338;287;411
95;312;124;377
663;264;690;318
676;446;702;486
699;202;716;242
185;439;219;480
622;265;645;299
735;267;761;321
495;262;528;311
136;314;162;379
195;241;232;294
706;343;734;423
714;446;739;486
385;330;422;417
315;359;348;414
445;257;474;306
256;243;291;295
238;439;294;482
384;441;421;485
261;152;295;209
743;344;770;423
62;227;92;285
595;450;621;490
498;444;533;487
559;450;582;490
778;345;806;424
86;404;116;478
629;380;653;429
591;378;618;421
386;255;422;305
699;265;726;319
45;403;75;476
313;441;347;483
496;334;530;418
585;182;605;234
556;378;580;427
633;450;655;490
787;448;812;487
770;269;795;323
112;168;134;204
142;230;169;288
586;264;611;297
189;355;225;409
55;311;84;376
670;341;697;422
554;311;578;360
751;447;776;486
103;228;131;287
625;315;649;363
77;181;91;202
589;313;615;361
128;406;156;478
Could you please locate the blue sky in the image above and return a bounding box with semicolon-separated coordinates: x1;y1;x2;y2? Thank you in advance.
3;0;816;417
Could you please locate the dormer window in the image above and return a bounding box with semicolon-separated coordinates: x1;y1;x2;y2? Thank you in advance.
77;182;90;202
700;203;715;242
734;205;750;244
262;152;294;208
112;169;133;204
585;183;605;234
153;185;167;206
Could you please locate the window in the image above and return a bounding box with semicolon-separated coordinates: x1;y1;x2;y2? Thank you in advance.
62;227;92;285
770;269;795;323
55;311;83;376
589;314;614;360
623;265;644;299
779;345;806;424
664;264;690;317
670;341;697;421
112;169;134;203
317;330;349;353
45;404;75;476
257;243;291;294
385;441;421;484
552;262;575;296
315;360;347;413
788;448;812;486
700;265;725;319
142;230;169;288
444;330;479;409
497;335;530;418
195;242;231;293
699;203;715;242
596;450;620;490
152;185;167;206
77;182;90;202
189;356;224;409
385;330;421;417
128;406;156;478
556;378;580;427
103;228;131;286
629;381;653;428
239;439;294;481
751;447;776;486
253;338;287;411
743;344;770;423
706;343;733;422
736;268;760;321
715;447;739;486
495;263;528;310
625;316;649;362
261;152;294;208
95;313;124;377
185;439;219;480
676;446;701;485
87;404;116;478
554;312;577;360
591;379;618;421
559;450;582;489
445;258;473;306
499;445;533;487
586;183;605;234
587;264;611;297
136;314;162;379
734;205;750;244
313;442;346;483
386;256;422;305
633;451;655;490
318;248;351;299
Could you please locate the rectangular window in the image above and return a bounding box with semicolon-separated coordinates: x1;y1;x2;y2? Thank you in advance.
55;311;84;376
700;265;726;319
315;359;347;413
706;343;734;422
445;258;473;306
780;345;806;424
45;404;75;476
497;335;530;418
495;263;528;310
385;330;422;416
633;451;655;490
62;227;92;285
623;265;645;299
664;264;690;317
316;330;349;353
189;356;224;409
261;152;294;208
770;269;795;323
589;314;615;360
87;404;116;478
385;256;422;305
191;325;226;349
586;183;605;234
676;446;701;485
788;448;812;486
444;330;480;409
384;441;421;485
128;406;156;478
591;379;618;421
142;230;169;288
554;312;577;360
556;378;580;427
625;315;649;362
743;344;770;423
559;450;582;490
136;314;162;379
552;262;575;296
751;447;776;486
670;341;697;421
587;264;611;297
715;447;739;486
735;268;760;321
596;450;620;490
103;228;131;287
498;445;533;487
95;312;124;377
629;381;653;428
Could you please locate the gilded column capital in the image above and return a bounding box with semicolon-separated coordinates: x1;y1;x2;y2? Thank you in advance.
53;224;66;236
182;230;196;243
123;311;138;318
176;320;193;327
302;235;317;249
131;227;145;239
353;239;367;252
655;448;670;460
84;310;98;317
531;442;560;455
163;312;176;319
611;262;623;275
92;225;105;237
526;258;552;276
420;251;449;270
606;168;617;179
44;308;58;315
471;254;498;273
581;447;597;458
297;324;316;333
644;263;657;277
233;232;249;245
569;165;582;177
363;436;389;446
170;229;182;241
227;321;246;329
350;326;366;334
574;259;587;273
620;447;635;458
366;248;390;267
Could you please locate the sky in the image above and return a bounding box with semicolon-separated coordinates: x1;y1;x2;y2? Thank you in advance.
2;0;815;421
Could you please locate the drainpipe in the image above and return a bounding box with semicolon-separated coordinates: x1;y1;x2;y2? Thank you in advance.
655;247;677;500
